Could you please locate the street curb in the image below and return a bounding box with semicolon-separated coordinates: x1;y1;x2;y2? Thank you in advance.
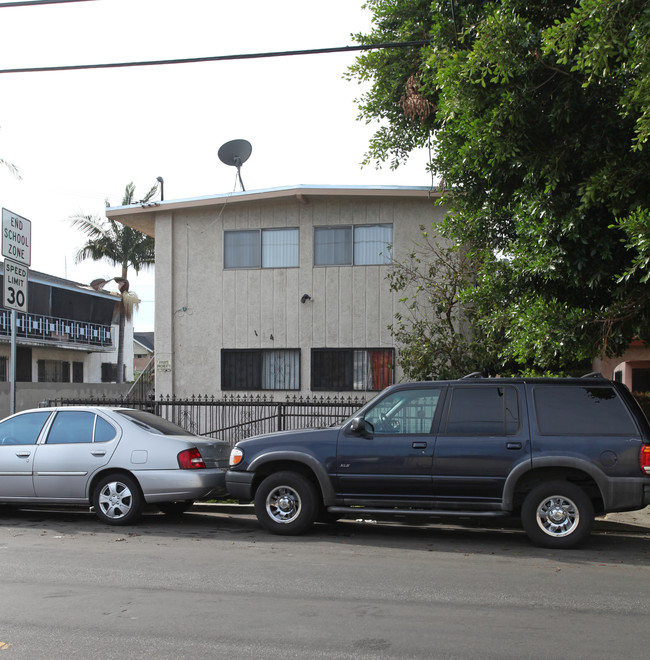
193;503;650;534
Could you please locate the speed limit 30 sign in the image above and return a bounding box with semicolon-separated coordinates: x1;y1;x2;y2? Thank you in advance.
3;258;28;312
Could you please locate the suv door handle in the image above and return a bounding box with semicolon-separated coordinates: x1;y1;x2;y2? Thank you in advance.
15;451;31;458
91;450;106;457
412;442;427;449
506;442;522;450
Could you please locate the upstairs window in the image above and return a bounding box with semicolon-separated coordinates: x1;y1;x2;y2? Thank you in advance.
224;228;299;269
314;224;392;266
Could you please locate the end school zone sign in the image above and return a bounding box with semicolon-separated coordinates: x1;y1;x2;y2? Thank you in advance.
2;208;31;267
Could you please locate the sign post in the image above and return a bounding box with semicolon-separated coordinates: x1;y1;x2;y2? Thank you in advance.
2;208;32;415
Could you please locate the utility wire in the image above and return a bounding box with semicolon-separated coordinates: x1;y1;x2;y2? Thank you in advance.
0;1;97;7
0;40;429;75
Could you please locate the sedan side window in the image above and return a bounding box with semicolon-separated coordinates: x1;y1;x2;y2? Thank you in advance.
46;411;96;444
94;416;117;443
0;411;51;445
364;389;441;435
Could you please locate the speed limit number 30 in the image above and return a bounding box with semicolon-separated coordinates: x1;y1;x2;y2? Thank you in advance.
3;258;28;312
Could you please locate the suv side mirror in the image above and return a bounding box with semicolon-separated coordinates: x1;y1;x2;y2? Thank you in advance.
349;416;367;434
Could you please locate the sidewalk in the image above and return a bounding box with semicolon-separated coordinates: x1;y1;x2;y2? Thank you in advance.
596;506;650;533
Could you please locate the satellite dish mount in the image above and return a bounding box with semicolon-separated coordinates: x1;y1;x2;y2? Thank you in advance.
218;139;252;191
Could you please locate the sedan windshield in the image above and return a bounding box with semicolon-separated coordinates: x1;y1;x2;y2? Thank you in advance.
116;410;195;436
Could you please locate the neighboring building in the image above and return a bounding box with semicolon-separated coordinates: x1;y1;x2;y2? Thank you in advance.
0;264;135;415
133;331;154;374
595;339;650;393
107;185;445;399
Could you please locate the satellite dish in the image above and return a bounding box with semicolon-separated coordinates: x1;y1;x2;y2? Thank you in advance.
218;139;252;191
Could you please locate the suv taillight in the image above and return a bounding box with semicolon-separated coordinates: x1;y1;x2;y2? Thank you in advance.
640;445;650;475
178;448;206;469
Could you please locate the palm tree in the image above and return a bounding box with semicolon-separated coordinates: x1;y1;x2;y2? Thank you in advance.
71;182;157;383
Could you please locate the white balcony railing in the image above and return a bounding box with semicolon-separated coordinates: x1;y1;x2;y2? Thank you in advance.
0;308;113;348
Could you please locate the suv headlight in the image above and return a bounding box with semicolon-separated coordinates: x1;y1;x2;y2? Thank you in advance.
229;447;244;467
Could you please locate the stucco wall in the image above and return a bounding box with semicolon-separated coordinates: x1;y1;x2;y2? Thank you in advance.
0;382;132;418
153;191;446;397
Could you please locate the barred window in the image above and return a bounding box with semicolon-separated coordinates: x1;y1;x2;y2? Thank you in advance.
101;362;125;383
222;349;300;390
38;360;70;383
73;361;84;383
314;224;392;266
311;348;393;391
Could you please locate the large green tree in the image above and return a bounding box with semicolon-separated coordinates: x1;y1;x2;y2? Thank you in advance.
386;224;498;379
71;182;156;383
349;0;650;372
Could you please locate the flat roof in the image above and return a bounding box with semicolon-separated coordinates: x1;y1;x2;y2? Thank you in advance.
106;184;443;236
0;262;119;301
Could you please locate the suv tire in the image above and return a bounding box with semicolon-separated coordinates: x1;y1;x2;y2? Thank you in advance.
254;471;318;535
521;481;594;549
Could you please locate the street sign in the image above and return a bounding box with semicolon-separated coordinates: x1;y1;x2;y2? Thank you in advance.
3;258;28;313
2;208;31;266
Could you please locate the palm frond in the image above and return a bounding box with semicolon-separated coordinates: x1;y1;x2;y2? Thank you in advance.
0;157;21;180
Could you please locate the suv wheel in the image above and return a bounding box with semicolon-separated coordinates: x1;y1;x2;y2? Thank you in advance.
254;471;318;535
521;481;594;549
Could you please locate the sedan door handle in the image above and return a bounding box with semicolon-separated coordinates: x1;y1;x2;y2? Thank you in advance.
90;450;106;457
412;442;427;449
15;451;31;458
506;442;522;450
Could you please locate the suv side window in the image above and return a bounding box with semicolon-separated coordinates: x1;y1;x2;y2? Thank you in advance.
364;388;441;435
534;386;638;435
445;386;520;435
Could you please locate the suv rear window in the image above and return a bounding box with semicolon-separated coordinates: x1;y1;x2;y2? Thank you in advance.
533;386;638;436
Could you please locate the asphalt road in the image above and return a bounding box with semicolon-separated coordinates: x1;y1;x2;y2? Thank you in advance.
0;506;648;659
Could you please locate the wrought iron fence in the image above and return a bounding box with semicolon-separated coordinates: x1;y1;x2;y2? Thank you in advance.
48;393;370;445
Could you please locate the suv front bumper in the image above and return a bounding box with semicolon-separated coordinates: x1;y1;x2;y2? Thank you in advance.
225;470;255;502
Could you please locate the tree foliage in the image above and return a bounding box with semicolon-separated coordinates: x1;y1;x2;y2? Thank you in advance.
350;0;650;372
387;224;497;379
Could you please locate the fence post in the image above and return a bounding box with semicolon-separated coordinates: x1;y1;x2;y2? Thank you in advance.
277;402;285;432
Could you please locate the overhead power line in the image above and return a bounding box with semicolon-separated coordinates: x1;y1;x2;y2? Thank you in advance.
0;1;97;7
0;40;429;75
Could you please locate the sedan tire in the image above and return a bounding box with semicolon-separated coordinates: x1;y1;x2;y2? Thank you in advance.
254;471;318;535
92;473;144;526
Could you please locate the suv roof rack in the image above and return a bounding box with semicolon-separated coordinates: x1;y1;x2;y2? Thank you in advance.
460;372;484;380
580;372;605;379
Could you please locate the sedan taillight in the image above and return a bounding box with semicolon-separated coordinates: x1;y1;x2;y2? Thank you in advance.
178;448;206;469
641;445;650;475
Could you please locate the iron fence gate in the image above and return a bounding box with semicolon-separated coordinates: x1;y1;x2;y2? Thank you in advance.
47;393;369;445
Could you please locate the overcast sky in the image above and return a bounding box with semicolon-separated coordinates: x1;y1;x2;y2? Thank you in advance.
0;0;432;331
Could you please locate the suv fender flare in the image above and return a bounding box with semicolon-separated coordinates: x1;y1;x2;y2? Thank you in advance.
249;451;337;505
502;455;608;510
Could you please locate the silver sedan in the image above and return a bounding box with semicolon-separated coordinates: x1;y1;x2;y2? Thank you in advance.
0;406;230;525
